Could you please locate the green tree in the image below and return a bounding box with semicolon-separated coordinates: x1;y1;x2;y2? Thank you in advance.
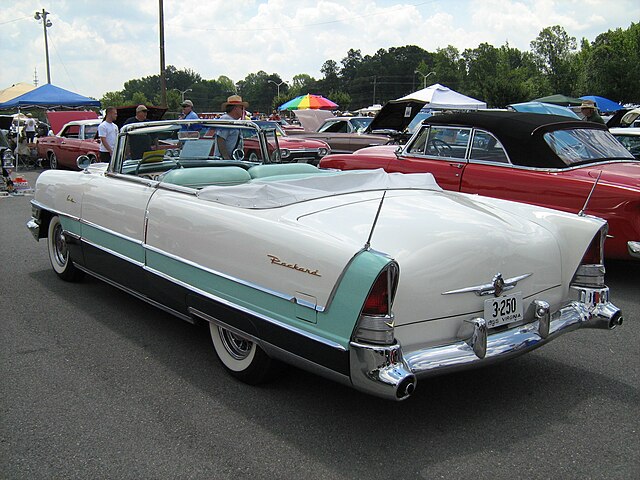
100;91;126;107
530;25;577;93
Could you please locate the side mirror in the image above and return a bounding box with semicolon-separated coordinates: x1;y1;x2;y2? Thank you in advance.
76;155;92;170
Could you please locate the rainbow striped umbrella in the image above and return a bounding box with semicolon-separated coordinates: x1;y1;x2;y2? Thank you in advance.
278;93;338;111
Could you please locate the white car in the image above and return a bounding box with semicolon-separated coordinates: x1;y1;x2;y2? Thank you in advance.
610;127;640;158
27;119;623;400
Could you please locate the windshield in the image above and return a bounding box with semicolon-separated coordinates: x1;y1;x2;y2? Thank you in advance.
253;121;286;136
612;133;640;158
115;120;281;177
349;117;373;133
543;128;634;165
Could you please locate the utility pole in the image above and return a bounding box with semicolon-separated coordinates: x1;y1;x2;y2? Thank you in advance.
372;76;377;105
414;70;435;89
159;0;167;107
34;9;52;84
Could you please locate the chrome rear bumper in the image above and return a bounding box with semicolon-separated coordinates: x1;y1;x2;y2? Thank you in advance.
349;286;622;401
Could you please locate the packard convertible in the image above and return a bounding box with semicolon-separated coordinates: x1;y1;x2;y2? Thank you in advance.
27;119;623;400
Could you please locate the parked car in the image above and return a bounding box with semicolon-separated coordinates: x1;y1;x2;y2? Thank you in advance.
320;111;640;261
288;110;391;153
249;120;330;164
37;119;100;169
27;118;623;400
610;127;640;159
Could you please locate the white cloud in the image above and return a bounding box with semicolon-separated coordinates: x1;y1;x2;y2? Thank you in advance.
0;0;637;100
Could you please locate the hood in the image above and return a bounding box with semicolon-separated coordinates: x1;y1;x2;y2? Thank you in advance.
293;109;334;131
366;100;425;133
296;189;565;324
279;137;328;149
46;111;98;134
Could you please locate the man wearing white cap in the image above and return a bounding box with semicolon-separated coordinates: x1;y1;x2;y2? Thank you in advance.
180;99;199;120
215;95;249;159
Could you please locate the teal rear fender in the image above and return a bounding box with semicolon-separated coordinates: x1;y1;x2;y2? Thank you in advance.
316;249;395;349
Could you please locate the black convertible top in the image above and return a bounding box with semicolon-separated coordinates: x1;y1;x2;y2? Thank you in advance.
424;111;609;168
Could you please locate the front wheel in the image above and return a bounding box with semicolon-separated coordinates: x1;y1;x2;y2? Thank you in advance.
209;323;282;384
47;215;84;281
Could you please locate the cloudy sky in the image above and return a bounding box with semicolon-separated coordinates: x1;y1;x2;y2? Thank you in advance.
1;0;637;100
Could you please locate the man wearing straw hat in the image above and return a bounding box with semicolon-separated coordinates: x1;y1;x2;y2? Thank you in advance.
215;94;249;159
580;100;605;124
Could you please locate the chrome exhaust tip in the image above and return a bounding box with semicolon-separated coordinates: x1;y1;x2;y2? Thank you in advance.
586;303;624;330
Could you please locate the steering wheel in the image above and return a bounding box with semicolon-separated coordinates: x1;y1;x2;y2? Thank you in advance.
134;155;181;176
232;148;245;161
428;138;453;156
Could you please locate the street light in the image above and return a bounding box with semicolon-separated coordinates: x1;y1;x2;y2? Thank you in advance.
34;9;52;84
174;88;192;103
414;70;435;89
268;80;286;97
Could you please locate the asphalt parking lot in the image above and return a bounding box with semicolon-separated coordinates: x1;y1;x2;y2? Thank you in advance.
1;168;638;479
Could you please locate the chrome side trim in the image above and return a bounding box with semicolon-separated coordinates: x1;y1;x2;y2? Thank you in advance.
628;241;640;258
146;265;347;352
143;243;325;312
80;218;145;246
31;199;80;223
73;264;194;324
82;237;145;268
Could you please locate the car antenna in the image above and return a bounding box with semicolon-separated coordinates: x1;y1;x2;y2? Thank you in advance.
579;170;602;217
364;191;386;250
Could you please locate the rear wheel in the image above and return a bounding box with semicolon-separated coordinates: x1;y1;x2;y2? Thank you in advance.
47;215;84;281
209;323;282;384
48;152;58;169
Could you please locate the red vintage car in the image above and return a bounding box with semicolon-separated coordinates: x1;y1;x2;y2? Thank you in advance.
320;111;640;261
37;119;101;169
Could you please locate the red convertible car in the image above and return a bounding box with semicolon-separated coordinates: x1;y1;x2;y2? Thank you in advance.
320;111;640;261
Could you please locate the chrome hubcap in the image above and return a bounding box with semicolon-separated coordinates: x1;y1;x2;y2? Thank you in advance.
218;327;252;360
53;223;67;266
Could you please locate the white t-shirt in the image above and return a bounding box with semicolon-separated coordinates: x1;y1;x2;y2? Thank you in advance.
25;118;36;132
98;121;118;152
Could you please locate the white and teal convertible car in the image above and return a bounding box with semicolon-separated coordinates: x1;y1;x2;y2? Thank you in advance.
27;119;623;400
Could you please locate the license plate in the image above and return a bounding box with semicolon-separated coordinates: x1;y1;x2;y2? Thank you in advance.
484;292;523;328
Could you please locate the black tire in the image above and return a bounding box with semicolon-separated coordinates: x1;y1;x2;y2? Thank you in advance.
49;151;58;169
47;215;84;281
209;323;282;384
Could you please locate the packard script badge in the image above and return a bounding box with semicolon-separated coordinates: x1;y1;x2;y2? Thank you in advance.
267;255;321;277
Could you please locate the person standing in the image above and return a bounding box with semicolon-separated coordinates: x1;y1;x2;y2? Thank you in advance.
123;105;153;159
580;100;605;125
24;114;37;143
98;107;118;162
215;95;249;159
180;99;199;120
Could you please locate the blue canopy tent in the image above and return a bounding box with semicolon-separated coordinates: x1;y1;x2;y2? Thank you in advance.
0;84;100;171
0;83;100;110
579;95;625;114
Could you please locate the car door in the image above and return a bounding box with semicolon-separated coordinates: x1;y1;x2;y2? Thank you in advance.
57;125;83;167
79;150;157;297
459;129;590;213
386;125;470;190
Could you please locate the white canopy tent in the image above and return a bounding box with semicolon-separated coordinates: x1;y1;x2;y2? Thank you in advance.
397;83;487;110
